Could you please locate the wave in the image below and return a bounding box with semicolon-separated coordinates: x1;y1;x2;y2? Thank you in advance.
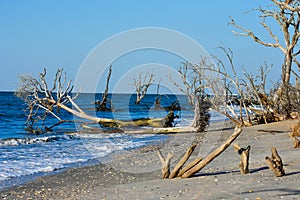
0;135;77;147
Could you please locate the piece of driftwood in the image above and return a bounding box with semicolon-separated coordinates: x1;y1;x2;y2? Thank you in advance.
157;144;199;179
290;119;300;137
292;137;300;148
169;144;197;178
157;149;174;179
233;144;250;174
265;147;285;177
157;126;242;179
177;157;203;177
181;126;243;178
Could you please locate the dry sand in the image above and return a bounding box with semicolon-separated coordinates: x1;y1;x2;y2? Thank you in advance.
1;120;299;200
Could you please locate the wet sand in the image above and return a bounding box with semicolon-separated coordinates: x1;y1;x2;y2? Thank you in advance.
1;120;299;200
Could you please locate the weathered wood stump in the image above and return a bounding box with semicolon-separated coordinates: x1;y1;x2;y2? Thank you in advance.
292;137;300;148
290;120;300;148
157;150;174;179
233;144;250;174
265;147;285;177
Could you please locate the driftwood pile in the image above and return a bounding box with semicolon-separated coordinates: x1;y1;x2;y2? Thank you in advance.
157;121;299;179
157;127;242;178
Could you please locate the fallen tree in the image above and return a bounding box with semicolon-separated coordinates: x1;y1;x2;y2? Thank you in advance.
15;68;191;134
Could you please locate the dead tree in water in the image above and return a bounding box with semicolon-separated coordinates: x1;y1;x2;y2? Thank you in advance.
95;65;114;111
133;71;154;104
15;68;193;134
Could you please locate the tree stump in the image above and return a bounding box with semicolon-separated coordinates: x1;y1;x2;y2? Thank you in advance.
292;137;300;148
157;149;174;179
233;144;250;174
265;147;285;177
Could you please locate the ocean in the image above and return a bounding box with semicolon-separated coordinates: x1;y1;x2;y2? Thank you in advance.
0;92;226;190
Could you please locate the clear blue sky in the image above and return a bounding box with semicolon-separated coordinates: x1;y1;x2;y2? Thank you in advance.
0;0;286;93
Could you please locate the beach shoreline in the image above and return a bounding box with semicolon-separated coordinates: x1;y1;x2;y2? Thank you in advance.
1;119;299;199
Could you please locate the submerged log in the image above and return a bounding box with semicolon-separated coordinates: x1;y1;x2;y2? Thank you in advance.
265;147;285;177
233;144;250;174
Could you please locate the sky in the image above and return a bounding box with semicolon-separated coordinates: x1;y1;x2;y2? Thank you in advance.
0;0;290;93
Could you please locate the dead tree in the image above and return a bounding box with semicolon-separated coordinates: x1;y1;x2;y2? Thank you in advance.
158;126;242;178
229;0;300;87
95;65;114;111
170;61;211;132
243;64;277;124
133;71;154;104
204;47;253;127
15;68;197;134
233;144;251;174
265;147;285;177
154;80;162;109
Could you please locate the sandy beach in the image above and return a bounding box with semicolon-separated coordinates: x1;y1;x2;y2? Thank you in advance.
1;119;299;200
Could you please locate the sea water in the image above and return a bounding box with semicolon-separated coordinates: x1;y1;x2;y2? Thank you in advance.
0;92;226;190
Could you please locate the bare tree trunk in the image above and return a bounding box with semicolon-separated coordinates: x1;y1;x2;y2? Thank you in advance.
96;65;114;111
191;96;210;132
282;54;293;87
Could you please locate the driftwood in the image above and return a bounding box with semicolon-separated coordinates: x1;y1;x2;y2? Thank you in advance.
233;144;250;174
265;147;285;177
169;144;197;178
290;120;300;148
157;150;174;178
158;126;243;178
181;126;242;178
292;137;300;148
290;119;300;137
157;144;201;179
